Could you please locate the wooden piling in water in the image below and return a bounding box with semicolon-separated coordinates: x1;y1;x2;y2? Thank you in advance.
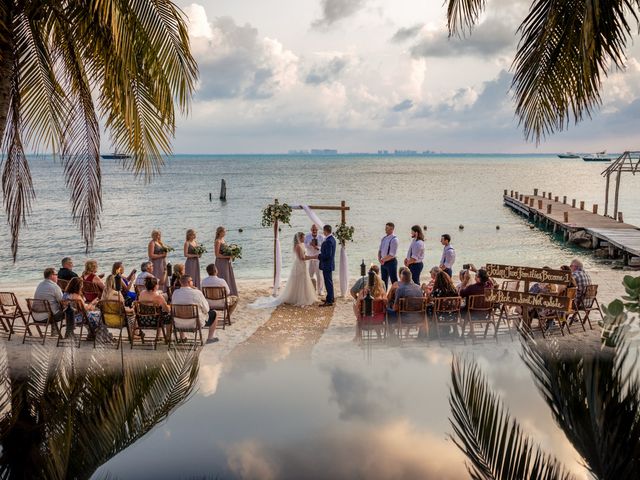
572;199;576;208
593;204;598;214
554;196;558;202
563;196;567;204
619;212;624;223
580;201;585;210
534;188;538;196
220;179;227;201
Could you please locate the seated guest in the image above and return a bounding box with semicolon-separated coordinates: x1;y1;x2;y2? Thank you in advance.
456;269;471;293
428;270;459;321
353;273;387;341
350;265;381;299
101;275;133;315
201;264;238;314
467;263;495;288
171;275;219;344
34;268;64;322
58;257;78;281
63;277;112;343
170;263;185;290
570;259;592;304
81;260;105;302
135;261;156;286
386;267;410;310
393;268;424;311
421;266;441;296
459;269;492;300
112;262;136;304
137;277;173;341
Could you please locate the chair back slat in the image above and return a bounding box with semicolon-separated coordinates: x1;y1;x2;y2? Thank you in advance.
27;298;52;323
202;286;226;301
171;304;200;330
468;295;493;311
584;284;598;299
399;297;426;312
56;279;69;291
0;292;18;307
98;300;126;328
434;296;462;313
134;301;163;328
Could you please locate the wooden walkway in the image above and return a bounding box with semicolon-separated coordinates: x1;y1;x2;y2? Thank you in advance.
504;189;640;263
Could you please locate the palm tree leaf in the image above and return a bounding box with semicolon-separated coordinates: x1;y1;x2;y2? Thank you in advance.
512;0;640;142
449;356;575;480
447;0;487;36
1;62;35;262
521;335;640;479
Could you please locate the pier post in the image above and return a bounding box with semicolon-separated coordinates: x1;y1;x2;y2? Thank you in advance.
219;179;227;201
510;190;514;197
547;204;552;214
529;198;534;207
604;174;610;216
534;188;538;196
563;212;569;223
592;204;598;214
554;196;558;202
519;194;523;201
580;201;585;210
548;192;552;199
538;200;543;209
504;189;507;196
563;196;567;204
515;191;519;199
542;191;546;198
618;212;624;223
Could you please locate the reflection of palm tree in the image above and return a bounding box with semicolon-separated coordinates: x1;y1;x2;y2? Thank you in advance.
449;334;640;479
0;345;199;479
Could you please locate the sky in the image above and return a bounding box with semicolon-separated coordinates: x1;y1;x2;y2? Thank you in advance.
164;0;640;153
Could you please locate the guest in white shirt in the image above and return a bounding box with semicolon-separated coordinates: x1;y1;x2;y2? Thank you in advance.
202;264;238;314
171;275;219;344
404;225;425;285
304;224;325;295
135;261;156;286
34;268;64;321
378;222;399;289
439;234;456;278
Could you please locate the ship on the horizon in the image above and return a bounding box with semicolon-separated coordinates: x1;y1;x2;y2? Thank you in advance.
582;150;614;162
101;149;131;160
557;152;580;158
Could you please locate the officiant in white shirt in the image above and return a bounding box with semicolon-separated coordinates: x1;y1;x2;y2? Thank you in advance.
304;224;325;295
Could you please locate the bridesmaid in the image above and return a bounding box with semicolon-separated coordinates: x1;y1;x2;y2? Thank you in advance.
148;230;168;291
214;226;238;296
184;229;201;288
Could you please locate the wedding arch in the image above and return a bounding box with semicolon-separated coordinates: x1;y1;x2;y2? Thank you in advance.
262;199;352;297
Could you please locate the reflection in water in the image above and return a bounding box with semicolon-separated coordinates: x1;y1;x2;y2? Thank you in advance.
450;332;640;479
0;344;199;479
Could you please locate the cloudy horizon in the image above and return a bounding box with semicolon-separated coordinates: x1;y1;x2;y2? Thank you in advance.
129;0;640;154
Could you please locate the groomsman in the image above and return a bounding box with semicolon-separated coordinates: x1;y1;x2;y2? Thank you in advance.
304;224;325;294
439;234;456;278
404;225;425;285
378;222;399;289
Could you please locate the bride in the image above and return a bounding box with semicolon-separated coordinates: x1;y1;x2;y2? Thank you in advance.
251;232;319;308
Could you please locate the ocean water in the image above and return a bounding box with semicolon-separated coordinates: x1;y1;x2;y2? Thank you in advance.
0;154;636;285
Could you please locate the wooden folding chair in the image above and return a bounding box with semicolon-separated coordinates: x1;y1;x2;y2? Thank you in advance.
56;278;69;291
432;296;464;344
170;304;203;348
23;299;61;345
573;284;601;331
534;288;576;338
396;297;428;341
357;298;387;342
0;292;27;340
133;302;168;350
202;286;231;328
463;295;501;343
98;300;132;349
57;299;94;348
82;280;102;301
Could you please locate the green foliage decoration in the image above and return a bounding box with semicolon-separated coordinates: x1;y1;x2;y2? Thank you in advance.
261;200;292;228
334;223;355;246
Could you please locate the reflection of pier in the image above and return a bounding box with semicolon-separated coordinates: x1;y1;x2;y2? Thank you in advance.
503;189;640;265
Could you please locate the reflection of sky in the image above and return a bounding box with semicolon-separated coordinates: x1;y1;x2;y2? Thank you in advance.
93;342;590;479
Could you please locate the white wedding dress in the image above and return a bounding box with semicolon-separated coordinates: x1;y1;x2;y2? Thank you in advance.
251;244;318;308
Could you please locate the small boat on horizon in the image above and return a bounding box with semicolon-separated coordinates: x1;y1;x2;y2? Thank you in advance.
557;152;580;159
582;151;613;162
101;150;131;160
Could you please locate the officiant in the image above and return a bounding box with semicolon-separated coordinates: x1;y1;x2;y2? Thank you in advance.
304;224;325;295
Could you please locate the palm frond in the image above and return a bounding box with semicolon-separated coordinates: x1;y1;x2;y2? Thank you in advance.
449;356;575;480
512;0;639;142
521;334;640;479
1;60;35;262
447;0;487;36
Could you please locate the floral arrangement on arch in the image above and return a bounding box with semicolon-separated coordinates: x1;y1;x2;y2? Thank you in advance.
261;200;293;227
335;223;355;246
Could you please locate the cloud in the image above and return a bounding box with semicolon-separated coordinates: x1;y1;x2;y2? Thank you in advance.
311;0;367;29
410;17;515;59
305;56;349;85
184;6;299;100
392;99;414;112
329;368;396;421
391;24;424;43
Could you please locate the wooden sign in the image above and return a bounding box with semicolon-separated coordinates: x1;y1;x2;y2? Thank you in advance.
485;264;571;285
485;288;571;310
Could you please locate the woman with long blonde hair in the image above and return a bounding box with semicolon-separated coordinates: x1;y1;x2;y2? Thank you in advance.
214;225;238;296
148;230;168;291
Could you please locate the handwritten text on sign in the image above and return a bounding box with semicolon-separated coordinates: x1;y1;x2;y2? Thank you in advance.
485;289;571;310
485;264;571;285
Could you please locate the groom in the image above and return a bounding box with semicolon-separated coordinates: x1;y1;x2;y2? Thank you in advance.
318;224;336;307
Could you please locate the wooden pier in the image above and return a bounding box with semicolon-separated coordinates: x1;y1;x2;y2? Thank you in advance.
503;189;640;265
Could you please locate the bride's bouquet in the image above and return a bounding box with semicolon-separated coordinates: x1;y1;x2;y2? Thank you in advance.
221;243;242;261
193;245;207;257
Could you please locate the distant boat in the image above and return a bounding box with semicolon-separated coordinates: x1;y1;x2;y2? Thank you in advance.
101;151;131;160
557;152;580;159
582;151;612;162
